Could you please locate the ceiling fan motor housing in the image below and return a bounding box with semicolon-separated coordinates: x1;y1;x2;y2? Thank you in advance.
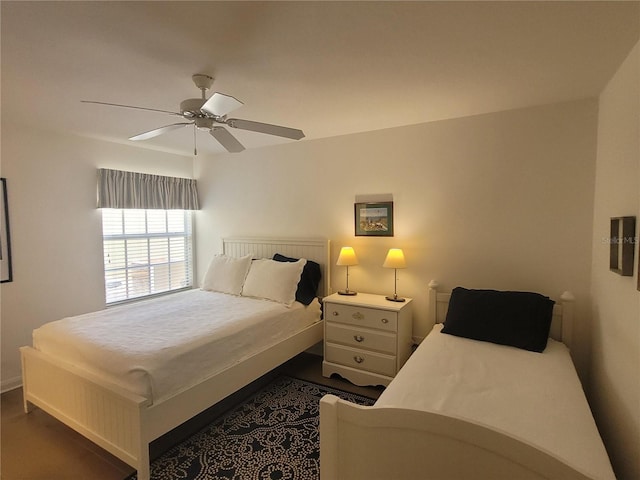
180;98;208;118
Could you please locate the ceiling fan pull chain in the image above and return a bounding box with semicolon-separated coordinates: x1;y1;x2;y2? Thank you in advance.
193;124;198;156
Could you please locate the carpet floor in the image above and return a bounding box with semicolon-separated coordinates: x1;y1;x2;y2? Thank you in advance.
126;376;375;480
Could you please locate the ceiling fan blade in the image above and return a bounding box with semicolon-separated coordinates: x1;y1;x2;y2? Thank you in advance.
210;126;245;153
201;92;244;117
81;100;182;116
226;118;305;140
129;123;192;141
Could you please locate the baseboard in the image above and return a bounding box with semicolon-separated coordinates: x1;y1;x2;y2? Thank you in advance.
1;376;22;394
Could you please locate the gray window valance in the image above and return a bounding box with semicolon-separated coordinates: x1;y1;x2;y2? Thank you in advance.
97;168;200;210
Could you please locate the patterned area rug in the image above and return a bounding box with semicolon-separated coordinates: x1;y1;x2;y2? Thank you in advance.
127;376;375;480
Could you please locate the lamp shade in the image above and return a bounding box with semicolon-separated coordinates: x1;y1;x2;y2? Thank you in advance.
383;248;406;269
336;246;358;266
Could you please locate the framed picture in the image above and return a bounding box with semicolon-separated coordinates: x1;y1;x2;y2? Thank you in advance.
0;178;12;283
355;201;394;237
609;216;635;277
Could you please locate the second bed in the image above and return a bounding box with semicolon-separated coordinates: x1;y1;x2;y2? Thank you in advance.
320;282;615;480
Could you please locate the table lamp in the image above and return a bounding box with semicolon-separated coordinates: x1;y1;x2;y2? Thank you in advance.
336;246;358;295
383;248;406;302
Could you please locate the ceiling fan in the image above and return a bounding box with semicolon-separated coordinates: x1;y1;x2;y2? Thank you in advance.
82;74;305;154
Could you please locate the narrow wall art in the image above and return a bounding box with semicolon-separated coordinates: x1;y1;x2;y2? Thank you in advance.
609;216;635;278
1;178;12;283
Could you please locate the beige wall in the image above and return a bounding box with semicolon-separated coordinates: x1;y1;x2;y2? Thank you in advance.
0;125;192;390
195;99;598;380
590;40;640;480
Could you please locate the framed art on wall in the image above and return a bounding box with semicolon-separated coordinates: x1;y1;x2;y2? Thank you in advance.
609;216;635;277
355;201;394;237
1;178;13;283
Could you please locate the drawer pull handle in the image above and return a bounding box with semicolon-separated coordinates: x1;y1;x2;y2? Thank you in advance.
354;356;364;364
332;311;339;316
352;312;364;320
381;318;389;324
353;335;365;342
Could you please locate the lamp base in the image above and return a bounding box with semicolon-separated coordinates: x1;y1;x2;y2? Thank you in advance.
386;295;405;302
338;290;357;296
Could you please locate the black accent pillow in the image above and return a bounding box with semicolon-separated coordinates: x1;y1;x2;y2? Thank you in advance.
441;287;555;353
273;253;322;306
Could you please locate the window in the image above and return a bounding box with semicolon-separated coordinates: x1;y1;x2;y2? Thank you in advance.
102;209;193;304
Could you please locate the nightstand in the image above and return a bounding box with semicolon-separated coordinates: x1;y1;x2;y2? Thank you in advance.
322;292;413;387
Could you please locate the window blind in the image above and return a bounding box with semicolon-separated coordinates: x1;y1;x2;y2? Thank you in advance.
102;209;193;304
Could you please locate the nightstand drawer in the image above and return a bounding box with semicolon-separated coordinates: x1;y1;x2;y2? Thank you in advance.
325;343;396;377
325;303;397;332
326;323;397;354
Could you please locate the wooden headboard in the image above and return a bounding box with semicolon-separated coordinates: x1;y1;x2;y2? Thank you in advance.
222;236;331;298
427;280;575;349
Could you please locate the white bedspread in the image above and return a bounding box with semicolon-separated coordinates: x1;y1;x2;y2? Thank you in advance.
376;324;615;480
33;289;321;404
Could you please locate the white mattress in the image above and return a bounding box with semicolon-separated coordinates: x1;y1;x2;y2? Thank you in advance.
376;324;615;480
33;289;321;404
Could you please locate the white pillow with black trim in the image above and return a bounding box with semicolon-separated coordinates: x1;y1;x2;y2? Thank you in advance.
242;258;306;306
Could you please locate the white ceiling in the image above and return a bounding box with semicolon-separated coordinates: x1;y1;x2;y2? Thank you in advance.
2;1;639;157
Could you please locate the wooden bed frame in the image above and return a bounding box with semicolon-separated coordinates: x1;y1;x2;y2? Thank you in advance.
21;236;330;480
319;281;592;480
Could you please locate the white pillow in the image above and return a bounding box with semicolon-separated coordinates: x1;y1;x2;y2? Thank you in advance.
201;254;253;295
242;258;306;306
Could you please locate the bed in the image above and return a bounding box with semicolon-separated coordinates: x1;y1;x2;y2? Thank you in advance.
320;281;615;480
21;236;329;480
